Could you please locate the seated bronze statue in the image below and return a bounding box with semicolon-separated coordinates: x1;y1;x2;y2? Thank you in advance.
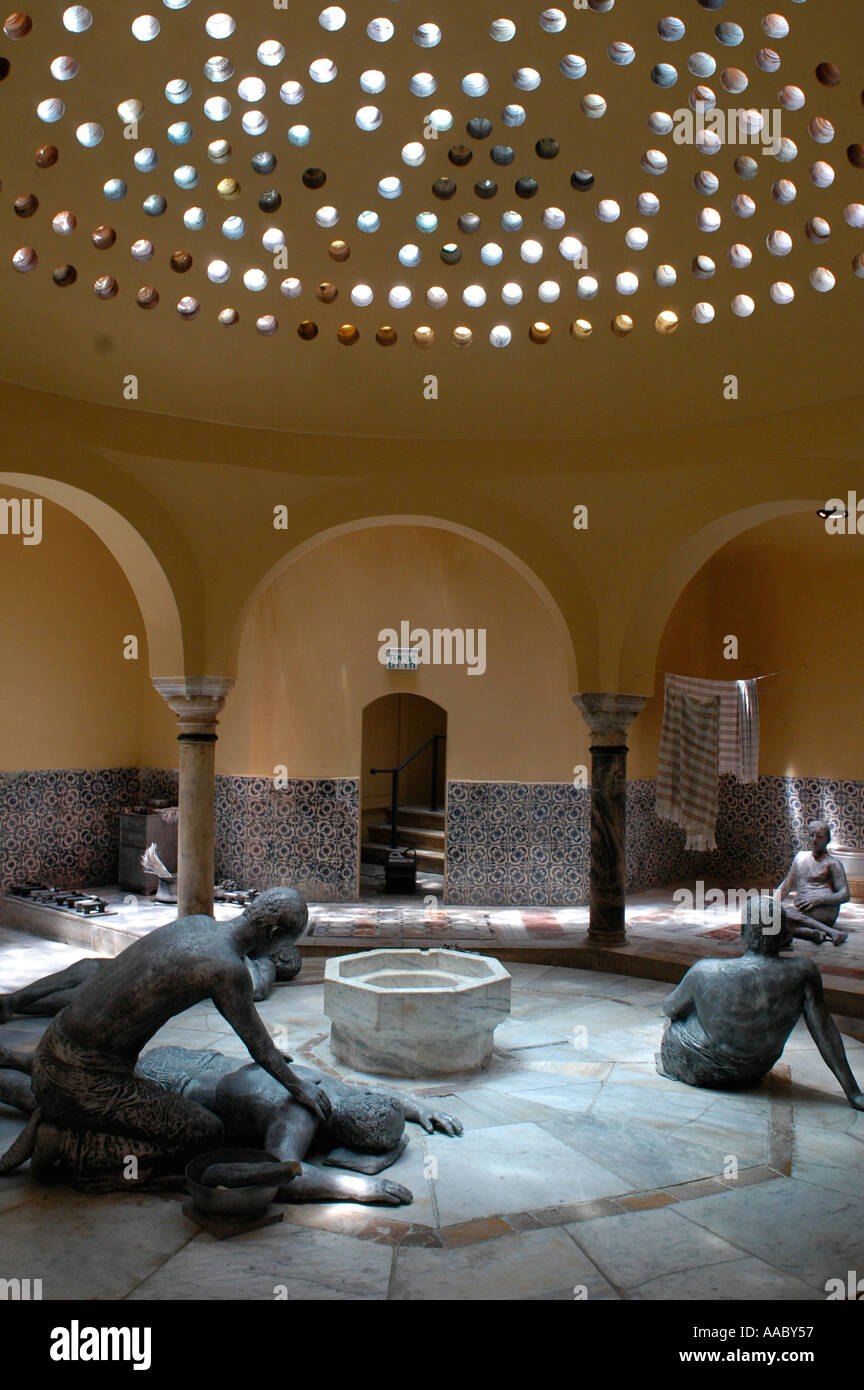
774;819;849;946
0;1042;461;1206
0;887;329;1192
658;895;864;1108
0;942;301;1023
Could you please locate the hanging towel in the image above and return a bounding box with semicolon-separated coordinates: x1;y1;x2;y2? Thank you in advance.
736;679;759;785
656;689;721;851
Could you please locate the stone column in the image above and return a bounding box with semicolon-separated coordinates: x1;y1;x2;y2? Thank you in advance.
152;677;234;918
572;693;647;947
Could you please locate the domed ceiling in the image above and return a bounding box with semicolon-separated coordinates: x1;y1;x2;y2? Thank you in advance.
0;0;862;437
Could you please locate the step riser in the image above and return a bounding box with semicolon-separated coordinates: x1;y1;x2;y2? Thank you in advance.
361;843;444;872
367;825;444;851
385;808;446;831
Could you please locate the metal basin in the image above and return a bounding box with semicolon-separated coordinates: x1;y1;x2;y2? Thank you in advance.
185;1148;281;1219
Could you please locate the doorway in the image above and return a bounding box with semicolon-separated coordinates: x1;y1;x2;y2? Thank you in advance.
360;694;447;896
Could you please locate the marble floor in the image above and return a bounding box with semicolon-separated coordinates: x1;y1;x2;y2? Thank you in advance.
1;929;864;1301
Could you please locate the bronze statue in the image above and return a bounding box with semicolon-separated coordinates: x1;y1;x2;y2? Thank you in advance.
0;888;329;1192
658;896;864;1108
774;819;850;945
0;1041;462;1206
0;943;301;1023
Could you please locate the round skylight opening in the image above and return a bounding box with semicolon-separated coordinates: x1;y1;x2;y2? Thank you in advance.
771;281;794;304
244;268;267;292
415;212;437;234
205;55;233;82
538;281;560;302
238;76;265;102
168;121;193;144
401;142;425;166
378;176;402;198
319;7;346;31
463;285;486;308
280;81;304;105
316;206;339;227
104;179;127;199
427;109;453;132
358;210;380;233
693;302;715;324
638;192;661;216
501;210;523;231
463;73;489;97
409;72;435;97
481;243;503;266
356;106;383;131
13;247;37;272
414;23;441;48
222;215;245;238
561;55;587;80
520;239;543;263
184;207;207;229
513;67;541;91
207;258;230;283
131;15;161;42
280;278;302;298
261;227;285;253
206;14;235;40
540;9;566;33
37;99;65;123
174;164;198;188
310;58;337;83
389;285;412;309
368;18;394;42
399;244;421;267
165;79;190;104
51;56;80;81
616;271;639;295
257;40;284;66
362;70;387;94
502;104;526;127
491;18;516;41
77;122;103;147
130;238;154;260
63;7;92;32
559;236;583;261
490;325;512;348
626;227;649;251
351;284;374;307
241;110;267;135
204;96;231;121
501;282;522;305
426;286;448;308
288;126;310;146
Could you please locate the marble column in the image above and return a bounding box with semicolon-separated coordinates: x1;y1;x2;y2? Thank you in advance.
572;693;647;947
152;677;234;918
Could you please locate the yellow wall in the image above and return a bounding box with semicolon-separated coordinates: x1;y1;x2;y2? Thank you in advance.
215;525;590;783
0;492;161;769
629;513;864;780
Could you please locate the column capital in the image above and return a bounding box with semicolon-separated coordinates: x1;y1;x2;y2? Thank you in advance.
152;676;235;738
572;692;647;747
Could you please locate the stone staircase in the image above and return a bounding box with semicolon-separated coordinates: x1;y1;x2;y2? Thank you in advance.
361;806;446;874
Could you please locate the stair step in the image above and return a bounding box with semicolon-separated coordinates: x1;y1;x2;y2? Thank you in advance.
368;823;445;851
390;806;446;830
361;842;445;872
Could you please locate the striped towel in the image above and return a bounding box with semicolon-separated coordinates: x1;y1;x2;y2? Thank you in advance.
664;674;759;783
656;689;721;851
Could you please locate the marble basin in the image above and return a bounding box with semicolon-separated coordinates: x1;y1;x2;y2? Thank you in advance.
324;949;512;1077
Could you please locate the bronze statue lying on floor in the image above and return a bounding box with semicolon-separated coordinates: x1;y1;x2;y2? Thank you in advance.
0;1042;462;1206
0;887;327;1191
0;942;302;1023
658;896;864;1108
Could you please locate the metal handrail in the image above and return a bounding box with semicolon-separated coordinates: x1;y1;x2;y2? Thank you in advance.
370;734;447;846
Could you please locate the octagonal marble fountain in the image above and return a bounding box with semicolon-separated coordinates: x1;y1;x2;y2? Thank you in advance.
324;949;511;1076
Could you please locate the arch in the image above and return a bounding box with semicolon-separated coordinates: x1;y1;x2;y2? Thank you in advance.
232;514;582;688
0;472;185;676
618;497;824;691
